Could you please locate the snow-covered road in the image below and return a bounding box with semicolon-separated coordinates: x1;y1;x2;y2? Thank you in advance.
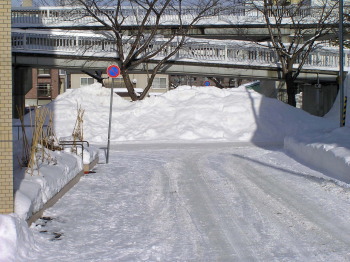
28;144;350;261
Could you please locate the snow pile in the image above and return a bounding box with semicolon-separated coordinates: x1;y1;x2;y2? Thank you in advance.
284;74;350;184
0;214;37;262
285;128;350;184
51;84;334;145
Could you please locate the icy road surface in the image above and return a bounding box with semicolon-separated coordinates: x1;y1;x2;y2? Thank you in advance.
29;144;350;261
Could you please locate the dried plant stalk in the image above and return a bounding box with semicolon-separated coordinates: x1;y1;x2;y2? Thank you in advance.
44;111;61;151
27;107;49;175
72;104;85;142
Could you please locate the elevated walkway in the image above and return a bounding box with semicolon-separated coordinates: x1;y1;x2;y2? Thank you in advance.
11;6;349;40
12;29;345;82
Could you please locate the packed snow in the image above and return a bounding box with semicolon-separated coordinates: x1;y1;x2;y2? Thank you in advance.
11;144;350;261
1;78;350;261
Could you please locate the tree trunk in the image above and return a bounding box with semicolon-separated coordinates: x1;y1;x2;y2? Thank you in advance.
121;70;138;101
285;71;296;107
138;81;153;100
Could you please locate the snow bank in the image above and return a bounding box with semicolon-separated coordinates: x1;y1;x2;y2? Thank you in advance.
285;128;350;184
51;84;334;145
0;214;37;262
284;73;350;184
5;101;100;261
14;150;83;221
13;98;100;221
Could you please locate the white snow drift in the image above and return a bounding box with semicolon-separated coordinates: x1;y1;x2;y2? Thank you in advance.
50;84;336;144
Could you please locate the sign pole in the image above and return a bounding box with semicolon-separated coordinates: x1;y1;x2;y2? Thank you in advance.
339;0;344;127
105;64;120;163
106;78;114;163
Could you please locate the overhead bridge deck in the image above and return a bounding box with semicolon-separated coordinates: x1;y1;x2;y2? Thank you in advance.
12;29;346;82
11;5;350;40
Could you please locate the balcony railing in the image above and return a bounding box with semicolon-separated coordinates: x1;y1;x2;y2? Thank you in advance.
11;5;344;27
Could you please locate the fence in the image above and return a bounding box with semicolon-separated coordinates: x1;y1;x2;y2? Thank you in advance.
11;5;344;26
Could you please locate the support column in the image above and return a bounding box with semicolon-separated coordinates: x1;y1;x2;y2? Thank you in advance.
13;67;32;118
302;82;338;116
259;80;278;98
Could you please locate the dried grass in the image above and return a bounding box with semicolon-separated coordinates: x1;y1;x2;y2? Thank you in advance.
72;104;85;143
21;107;59;175
18;105;84;175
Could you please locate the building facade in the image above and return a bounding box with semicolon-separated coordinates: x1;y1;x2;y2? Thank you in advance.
25;68;66;108
70;72;170;98
0;0;13;214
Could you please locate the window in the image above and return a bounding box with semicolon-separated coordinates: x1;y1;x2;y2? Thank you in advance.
38;68;50;76
80;77;95;87
37;84;51;98
152;77;167;89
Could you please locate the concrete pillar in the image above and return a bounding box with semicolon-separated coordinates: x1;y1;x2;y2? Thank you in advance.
302;82;338;116
13;67;32;118
259;80;278;98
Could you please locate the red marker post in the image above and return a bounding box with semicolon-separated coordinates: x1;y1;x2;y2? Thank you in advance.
106;65;120;163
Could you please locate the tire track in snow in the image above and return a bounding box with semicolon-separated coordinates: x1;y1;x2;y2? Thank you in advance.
208;152;313;260
170;151;260;261
212;150;350;261
162;156;213;260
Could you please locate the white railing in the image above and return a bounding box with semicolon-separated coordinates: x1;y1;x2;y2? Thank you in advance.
11;5;341;27
12;32;349;70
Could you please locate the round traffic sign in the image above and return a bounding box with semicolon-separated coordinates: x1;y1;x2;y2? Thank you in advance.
204;80;210;86
107;65;121;78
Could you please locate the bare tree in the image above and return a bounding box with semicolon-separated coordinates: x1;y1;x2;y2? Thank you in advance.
65;0;220;100
249;0;338;106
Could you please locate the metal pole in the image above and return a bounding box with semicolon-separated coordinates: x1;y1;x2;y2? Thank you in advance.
339;0;344;127
106;78;114;163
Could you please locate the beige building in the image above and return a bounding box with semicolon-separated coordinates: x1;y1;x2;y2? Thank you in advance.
0;0;13;214
70;73;169;98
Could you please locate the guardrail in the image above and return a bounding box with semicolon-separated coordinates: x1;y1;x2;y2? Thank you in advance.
59;140;90;159
11;31;350;70
11;5;342;27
